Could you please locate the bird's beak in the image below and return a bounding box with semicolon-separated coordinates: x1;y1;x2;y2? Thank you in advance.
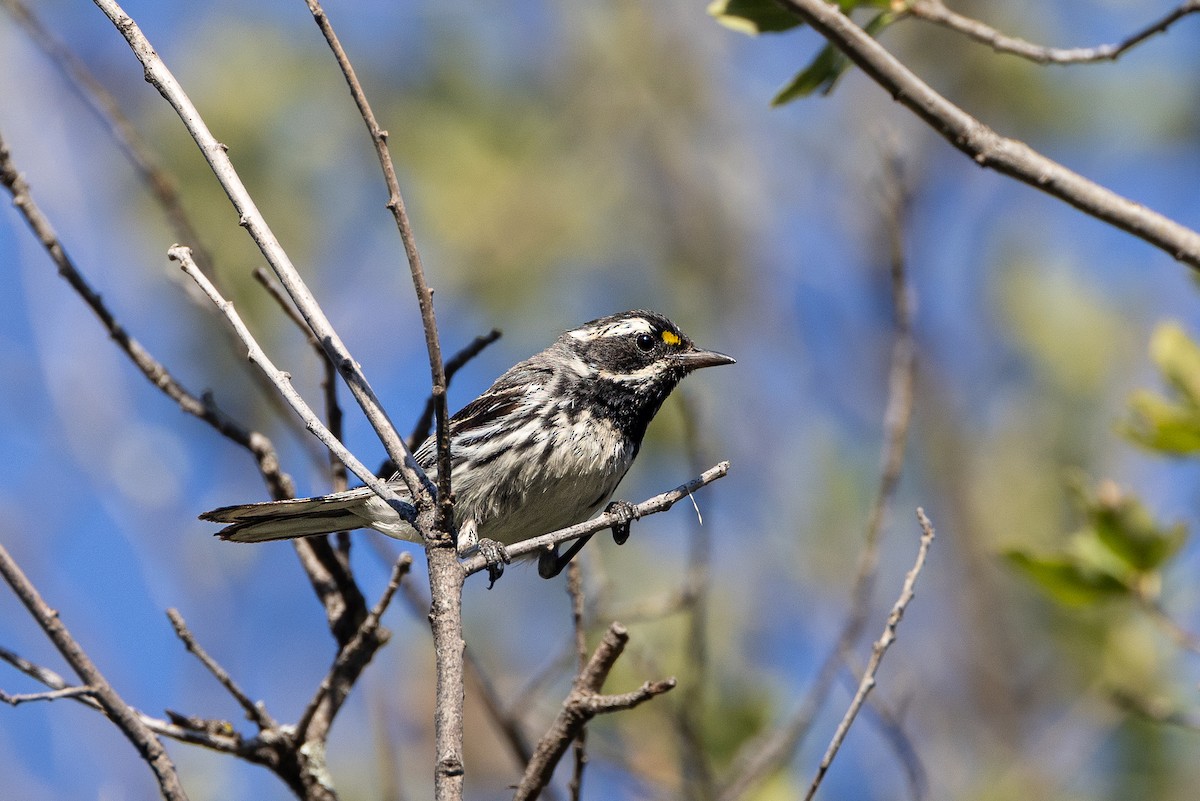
676;347;736;371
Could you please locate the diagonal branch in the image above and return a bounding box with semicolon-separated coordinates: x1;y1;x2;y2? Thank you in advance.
300;0;453;526
0;543;189;801
172;245;407;517
408;329;503;449
776;0;1200;270
718;166;916;801
0;0;216;279
0;130;294;501
296;553;413;742
90;0;432;521
513;623;677;801
803;508;936;801
907;0;1200;65
167;609;277;731
1;126;371;651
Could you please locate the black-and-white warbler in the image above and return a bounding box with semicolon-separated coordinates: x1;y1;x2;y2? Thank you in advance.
201;310;733;577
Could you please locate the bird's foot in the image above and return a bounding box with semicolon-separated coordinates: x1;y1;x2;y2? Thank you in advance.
455;520;510;588
477;538;511;589
606;499;638;545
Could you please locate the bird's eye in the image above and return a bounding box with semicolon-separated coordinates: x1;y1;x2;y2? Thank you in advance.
635;333;656;353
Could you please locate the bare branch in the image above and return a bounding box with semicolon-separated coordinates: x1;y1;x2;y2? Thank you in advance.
776;0;1200;270
299;0;452;527
408;329;503;449
90;0;432;519
673;392;719;799
391;574;552;789
0;130;294;501
461;461;732;575
297;553;413;741
167;609;276;730
172;246;410;518
0;0;217;278
513;623;677;801
908;0;1200;65
566;562;589;801
0;543;189;800
0;685;97;706
718;195;916;797
253;266;350;493
294;8;466;796
803;509;936;801
2;647;283;760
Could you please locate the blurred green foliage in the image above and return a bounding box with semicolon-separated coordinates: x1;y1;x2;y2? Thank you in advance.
708;0;896;102
1007;478;1187;607
1126;323;1200;455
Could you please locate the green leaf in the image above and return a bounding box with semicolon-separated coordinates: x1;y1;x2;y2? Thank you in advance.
1150;322;1200;406
708;0;893;35
1006;550;1131;607
770;12;895;105
707;0;804;34
1087;491;1188;573
1124;390;1200;454
771;42;847;104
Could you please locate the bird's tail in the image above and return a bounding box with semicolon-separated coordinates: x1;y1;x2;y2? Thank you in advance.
201;488;375;543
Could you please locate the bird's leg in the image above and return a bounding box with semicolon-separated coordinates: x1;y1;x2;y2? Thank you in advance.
538;499;639;579
456;518;511;588
537;534;595;579
606;499;638;545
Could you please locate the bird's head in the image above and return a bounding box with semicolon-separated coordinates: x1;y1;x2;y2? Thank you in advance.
552;311;734;437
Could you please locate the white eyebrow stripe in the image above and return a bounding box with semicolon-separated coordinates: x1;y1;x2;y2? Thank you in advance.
568;317;656;341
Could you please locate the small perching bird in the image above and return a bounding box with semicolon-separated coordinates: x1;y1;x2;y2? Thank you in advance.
201;310;733;578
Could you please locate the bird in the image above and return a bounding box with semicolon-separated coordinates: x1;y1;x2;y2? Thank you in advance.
200;310;734;579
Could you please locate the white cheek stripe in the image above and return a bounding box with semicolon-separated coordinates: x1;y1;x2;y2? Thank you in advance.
596;363;667;383
568;317;656;341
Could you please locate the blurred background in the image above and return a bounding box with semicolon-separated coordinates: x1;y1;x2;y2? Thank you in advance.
2;0;1200;799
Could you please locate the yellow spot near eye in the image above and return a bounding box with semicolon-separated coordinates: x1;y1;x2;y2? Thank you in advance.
661;331;681;346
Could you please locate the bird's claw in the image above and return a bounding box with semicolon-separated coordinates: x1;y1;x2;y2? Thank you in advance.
605;499;638;545
478;538;511;589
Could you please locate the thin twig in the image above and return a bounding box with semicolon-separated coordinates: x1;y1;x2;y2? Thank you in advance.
296;553;413;741
295;7;464;796
0;130;294;501
0;0;216;278
461;462;732;575
803;509;936;801
513;623;677;801
408;329;502;449
0;685;97;706
167;609;276;730
0;543;189;800
92;0;432;518
172;246;408;515
299;0;452;522
907;0;1200;65
1;125;369;654
0;647;265;758
719;171;916;799
775;0;1200;269
253;266;349;487
675;391;718;799
566;562;589;801
252;264;354;575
